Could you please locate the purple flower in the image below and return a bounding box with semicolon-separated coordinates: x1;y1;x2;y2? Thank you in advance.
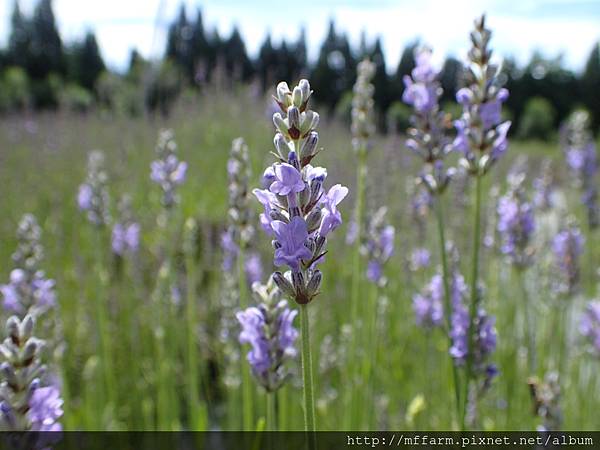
27;386;63;431
262;166;276;188
77;184;93;211
112;222;140;256
402;48;439;114
1;269;56;313
364;209;395;285
410;248;431;271
497;191;535;266
253;188;279;235
245;252;263;285
318;184;349;237
272;217;312;270
491;121;511;160
151;155;187;186
580;302;600;356
237;300;298;391
413;274;444;328
269;163;305;196
552;226;585;294
221;228;239;272
480;88;508;129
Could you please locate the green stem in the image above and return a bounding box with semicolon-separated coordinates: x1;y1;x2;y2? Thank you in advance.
278;386;288;430
300;304;316;448
516;268;536;375
434;193;462;425
462;173;483;430
185;251;205;430
346;148;367;428
238;245;253;430
94;229;117;417
266;392;276;431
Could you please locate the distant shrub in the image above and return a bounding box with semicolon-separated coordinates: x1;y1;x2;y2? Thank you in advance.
60;84;94;112
31;73;62;109
97;72;144;116
386;101;412;134
0;66;30;111
518;96;556;141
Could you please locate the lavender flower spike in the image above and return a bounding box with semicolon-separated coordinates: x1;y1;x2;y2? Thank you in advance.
552;223;585;295
453;16;511;176
237;277;298;392
497;171;536;268
580;301;600;357
78;150;110;226
403;46;453;194
351;58;376;154
0;315;63;431
150;129;187;209
561;110;599;229
363;207;395;286
112;195;140;256
259;79;348;305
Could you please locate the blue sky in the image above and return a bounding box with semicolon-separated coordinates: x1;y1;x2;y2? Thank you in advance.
1;0;599;72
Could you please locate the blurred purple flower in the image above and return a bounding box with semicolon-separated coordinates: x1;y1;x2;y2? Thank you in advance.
580;302;600;356
245;252;263;285
237;300;298;391
402;48;439;114
552;226;585;295
253;188;279;236
77;184;93;211
413;274;444;328
112;222;140;256
497;191;535;267
27;386;63;432
410;247;431;271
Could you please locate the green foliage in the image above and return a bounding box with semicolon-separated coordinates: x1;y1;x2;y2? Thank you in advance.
517;96;557;140
386;101;412;134
96;71;144;116
334;90;353;124
0;66;30;111
68;31;105;92
60;84;94;112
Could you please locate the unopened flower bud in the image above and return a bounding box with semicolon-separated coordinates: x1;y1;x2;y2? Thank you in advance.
6;317;19;344
300;131;319;161
299;79;311;103
272;271;296;298
292;86;303;107
21;315;34;341
307;270;322;298
306;207;322;232
273;113;288;135
274;133;289;159
276;82;291;104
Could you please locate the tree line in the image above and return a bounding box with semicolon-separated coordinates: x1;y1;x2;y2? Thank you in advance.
1;0;599;135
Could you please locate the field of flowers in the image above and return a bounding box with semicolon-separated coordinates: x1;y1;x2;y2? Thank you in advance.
0;17;598;433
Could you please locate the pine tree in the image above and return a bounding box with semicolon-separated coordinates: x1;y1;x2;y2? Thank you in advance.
30;0;65;79
582;42;600;132
223;27;253;81
71;31;105;92
7;0;32;69
370;37;389;112
189;9;209;84
439;56;461;104
311;19;356;109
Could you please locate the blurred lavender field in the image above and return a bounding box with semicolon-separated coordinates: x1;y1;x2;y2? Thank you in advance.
0;7;599;433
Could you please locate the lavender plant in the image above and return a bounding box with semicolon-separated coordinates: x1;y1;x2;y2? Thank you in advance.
561;110;599;230
111;195;141;257
528;372;562;431
254;79;348;434
580;301;600;357
497;171;536;269
222;137;256;429
0;216;63;431
363;207;395;286
453;15;510;427
151;129;187;209
552;224;585;296
78;150;110;226
347;61;376;426
77;151;117;412
237;277;298;430
402;45;460;418
0;315;63;431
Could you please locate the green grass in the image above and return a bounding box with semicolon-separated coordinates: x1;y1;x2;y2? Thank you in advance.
0;87;598;430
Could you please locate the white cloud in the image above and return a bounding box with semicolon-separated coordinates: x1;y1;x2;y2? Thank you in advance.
0;0;598;71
